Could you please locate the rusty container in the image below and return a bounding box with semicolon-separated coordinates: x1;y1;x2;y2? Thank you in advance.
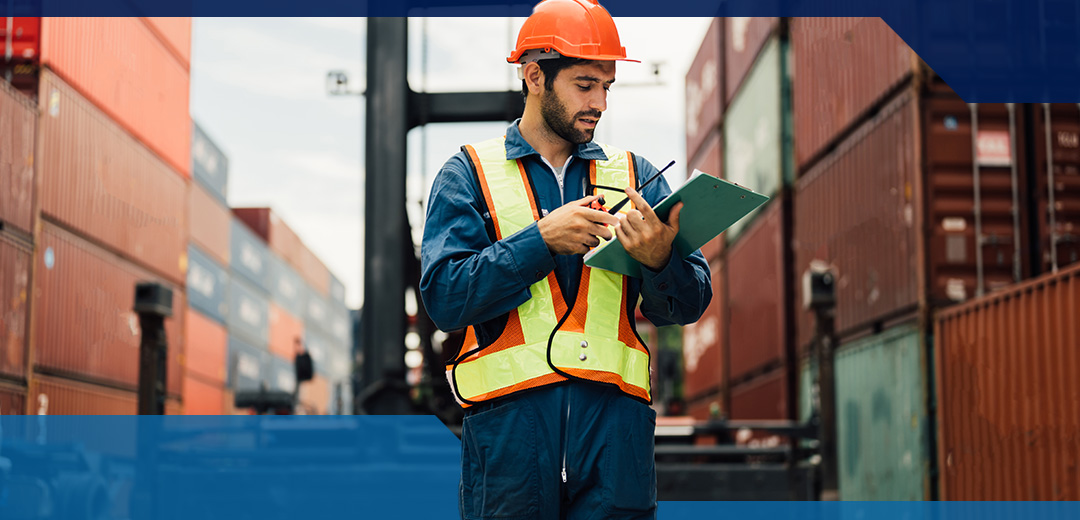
29;374;180;416
189;182;231;266
790;17;916;171
685;18;723;165
142;17;192;69
682;259;724;402
724;17;779;105
269;302;304;361
32;222;184;396
1031;103;1080;273
185;307;228;385
233;207;331;296
729;366;788;421
0;79;37;236
39;18;191;177
726;200;790;381
935;262;1080;500
182;374;225;415
0;233;31;381
37;70;188;285
0;383;26;414
688;132;724;262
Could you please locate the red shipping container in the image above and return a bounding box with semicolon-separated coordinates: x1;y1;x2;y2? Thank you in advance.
39;17;191;177
269;303;304;361
686;395;724;422
190;182;231;266
935;262;1080;500
141;17;192;69
725;17;779;104
37;70;188;285
233;208;331;295
685;18;722;164
688;132;724;262
0;233;31;380
183;374;225;415
682;258;724;401
0;383;26;414
0;17;41;63
730;367;788;421
33;223;185;396
0;80;36;235
185;308;227;384
726;200;788;380
1032;103;1080;273
791;18;916;171
29;375;183;417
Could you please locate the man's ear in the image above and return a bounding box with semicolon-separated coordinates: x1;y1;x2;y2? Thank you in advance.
523;62;544;96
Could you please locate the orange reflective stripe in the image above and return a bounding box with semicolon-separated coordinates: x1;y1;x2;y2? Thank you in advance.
463;372;568;404
618;279;648;355
558;367;650;401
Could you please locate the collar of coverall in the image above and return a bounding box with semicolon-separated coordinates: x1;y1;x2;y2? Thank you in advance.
503;119;610;163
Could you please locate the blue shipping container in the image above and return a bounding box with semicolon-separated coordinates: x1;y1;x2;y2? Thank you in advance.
303;329;334;378
186;244;229;323
191;121;229;204
227;276;270;347
230;218;271;290
268;355;297;394
227;336;269;391
304;285;333;338
268;254;307;319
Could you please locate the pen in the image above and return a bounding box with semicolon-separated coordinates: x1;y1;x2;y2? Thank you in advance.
607;160;675;215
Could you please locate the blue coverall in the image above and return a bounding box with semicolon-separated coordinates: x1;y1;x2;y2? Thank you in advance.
420;120;712;519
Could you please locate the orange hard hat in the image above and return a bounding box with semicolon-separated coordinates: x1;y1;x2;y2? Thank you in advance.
507;0;639;64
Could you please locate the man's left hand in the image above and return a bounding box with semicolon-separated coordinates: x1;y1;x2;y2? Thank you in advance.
614;187;683;272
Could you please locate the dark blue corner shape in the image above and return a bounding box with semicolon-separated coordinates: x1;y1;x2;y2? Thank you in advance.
1;0;1077;101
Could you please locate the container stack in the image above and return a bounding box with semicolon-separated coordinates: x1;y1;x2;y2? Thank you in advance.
8;17;194;414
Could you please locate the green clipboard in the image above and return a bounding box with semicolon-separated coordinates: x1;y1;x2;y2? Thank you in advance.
583;170;769;278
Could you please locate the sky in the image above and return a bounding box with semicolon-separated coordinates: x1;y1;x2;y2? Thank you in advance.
190;17;714;310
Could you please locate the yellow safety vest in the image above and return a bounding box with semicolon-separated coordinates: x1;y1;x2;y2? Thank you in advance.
446;136;652;408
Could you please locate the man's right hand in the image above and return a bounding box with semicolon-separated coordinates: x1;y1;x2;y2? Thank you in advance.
538;195;621;255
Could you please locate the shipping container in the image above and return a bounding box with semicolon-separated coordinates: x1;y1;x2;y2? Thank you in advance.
226;335;268;391
0;17;40;63
790;17;916;171
303;329;332;378
39;18;191;177
682;258;724;401
729;367;788;421
727;200;791;381
304;286;334;339
328;302;352;348
0;383;26;415
29;374;182;416
182;373;225;415
1031;103;1080;273
186;244;229;324
269;303;304;361
722;36;792;241
0;233;31;381
184;307;228;384
189;181;231;266
232;207;331;296
33;223;184;396
685;18;723;165
37;70;188;285
688;132;724;261
0;79;37;236
833;322;928;500
191;121;229;204
330;274;346;305
268;254;307;319
268;353;297;394
298;374;329;415
230;217;272;291
935;263;1080;500
141;17;192;69
725;17;779;105
226;276;270;347
793;90;920;349
686;392;724;422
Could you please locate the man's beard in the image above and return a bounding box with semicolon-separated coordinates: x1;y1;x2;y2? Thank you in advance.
540;88;600;145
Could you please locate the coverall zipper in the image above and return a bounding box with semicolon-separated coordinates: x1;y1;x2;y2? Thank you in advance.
561;385;571;483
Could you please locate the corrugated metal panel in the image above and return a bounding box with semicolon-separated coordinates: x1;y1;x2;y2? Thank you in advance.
685;18;722;164
226;335;268;391
182;373;224;415
30;374;136;415
191;122;229;204
141;17;192;69
330;274;346;305
688;132;724;262
229;217;272;291
1032;103;1080;273
724;17;779;104
686;392;724;421
0;80;37;235
298;374;329;415
791;18;915;171
268;254;307;318
924;95;1030;304
34;223;184;396
683;258;724;401
184;308;227;385
37;71;188;285
935;263;1080;500
730;367;787;420
39;18;191;177
233;208;332;296
834;322;927;500
793;91;920;349
186;244;229;324
269;303;304;361
226;276;270;347
0;383;26;414
727;201;786;380
0;17;40;63
722;36;791;240
189;182;231;266
268;353;297;394
0;234;31;380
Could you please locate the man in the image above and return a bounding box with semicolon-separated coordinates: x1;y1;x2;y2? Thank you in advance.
420;1;711;518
